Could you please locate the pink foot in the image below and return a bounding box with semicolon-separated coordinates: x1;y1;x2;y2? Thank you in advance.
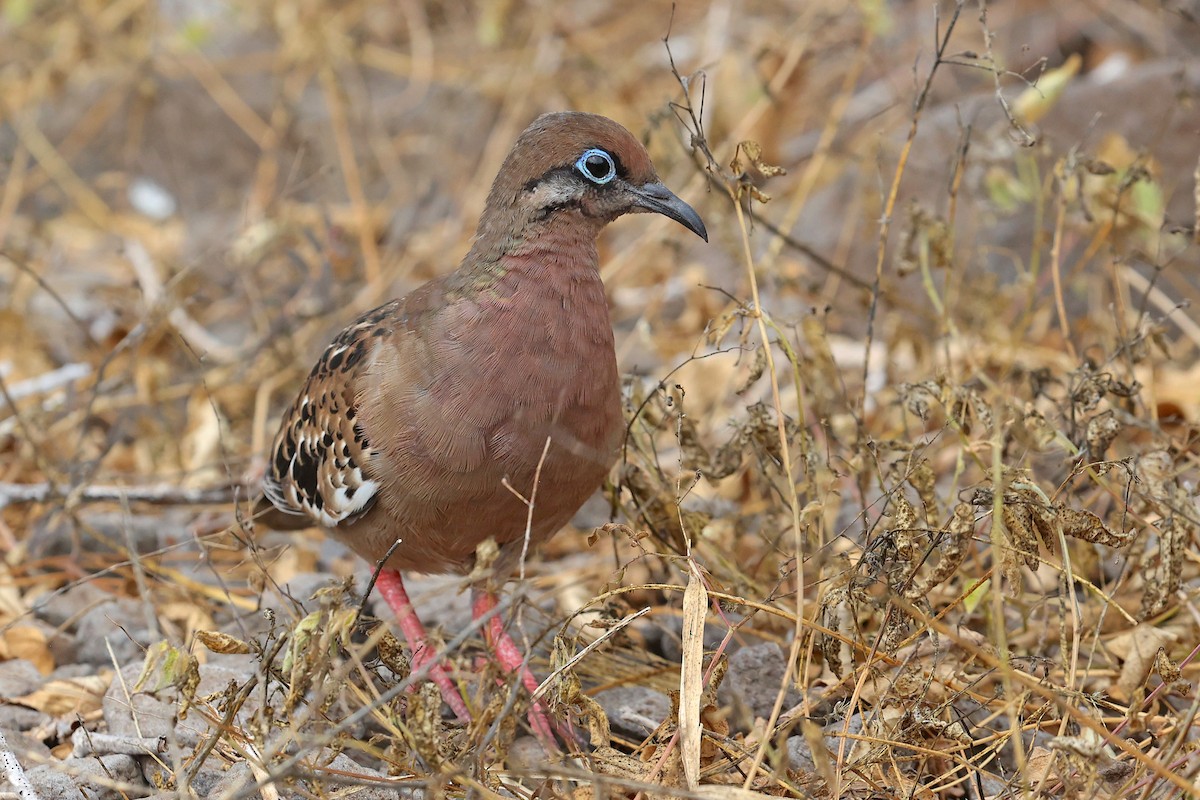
471;591;556;744
375;569;472;723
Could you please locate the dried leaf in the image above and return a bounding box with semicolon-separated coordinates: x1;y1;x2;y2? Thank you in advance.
0;625;54;675
907;503;974;599
1057;506;1134;548
735;345;767;396
195;630;252;656
11;673;111;717
729;140;787;178
1019;404;1057;451
801;718;835;786
679;563;706;790
819;582;858;678
694;787;782;800
1085;411;1121;459
1013;54;1081;125
1049;731;1103;758
588;745;653;780
1024;746;1059;785
408;682;447;767
375;629;410;679
907;459;938;522
1154;647;1181;684
1001;502;1039;569
134;641;200;716
1140;512;1188;619
890;494;918;536
1110;624;1178;700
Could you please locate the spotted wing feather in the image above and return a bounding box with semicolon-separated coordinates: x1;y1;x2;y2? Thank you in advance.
262;302;399;528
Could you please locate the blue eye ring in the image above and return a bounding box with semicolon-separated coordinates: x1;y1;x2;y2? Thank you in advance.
575;148;616;185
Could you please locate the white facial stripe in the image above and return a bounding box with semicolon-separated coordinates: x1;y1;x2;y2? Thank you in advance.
530;172;584;208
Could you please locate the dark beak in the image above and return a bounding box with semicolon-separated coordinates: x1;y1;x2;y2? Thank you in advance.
631;182;708;242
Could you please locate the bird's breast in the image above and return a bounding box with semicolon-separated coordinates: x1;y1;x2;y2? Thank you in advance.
350;253;623;572
480;261;622;467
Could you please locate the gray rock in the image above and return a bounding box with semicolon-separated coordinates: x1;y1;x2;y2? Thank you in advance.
786;734;817;772
370;573;472;633
298;752;412;800
595;686;671;739
648;612;739;663
103;664;177;742
141;753;231;799
145;750;417;800
720;643;802;721
103;659;261;746
364;573;557;666
505;735;551;774
46;627;79;667
977;771;1015;799
0;658;45;697
76;597;157;667
262;573;345;616
50;662;99;681
218;610;272;642
0;661;52;733
205;761;256;797
28;511;183;560
8;763;86;800
25;587;87;664
786;712;866;772
31;581;111;628
0;705;52;733
7;754;145;800
821;713;866;764
0;726;53;763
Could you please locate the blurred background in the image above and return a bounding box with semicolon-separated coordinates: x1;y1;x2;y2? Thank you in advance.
1;0;1199;797
4;0;1195;489
2;0;1197;489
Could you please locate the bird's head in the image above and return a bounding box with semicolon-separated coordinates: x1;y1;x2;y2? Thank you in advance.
474;111;707;250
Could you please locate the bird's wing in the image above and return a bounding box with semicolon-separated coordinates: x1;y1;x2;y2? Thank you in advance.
262;278;525;531
261;300;402;528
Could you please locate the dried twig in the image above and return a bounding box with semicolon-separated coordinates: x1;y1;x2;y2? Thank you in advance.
0;482;243;510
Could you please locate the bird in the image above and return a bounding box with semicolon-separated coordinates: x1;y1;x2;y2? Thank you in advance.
256;111;707;738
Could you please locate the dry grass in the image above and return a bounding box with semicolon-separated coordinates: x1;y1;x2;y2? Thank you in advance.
2;0;1200;798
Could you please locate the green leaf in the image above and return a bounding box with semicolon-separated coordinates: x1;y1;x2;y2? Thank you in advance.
963;578;990;614
3;0;32;26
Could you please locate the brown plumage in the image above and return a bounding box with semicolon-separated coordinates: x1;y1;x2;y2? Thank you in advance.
258;111;706;733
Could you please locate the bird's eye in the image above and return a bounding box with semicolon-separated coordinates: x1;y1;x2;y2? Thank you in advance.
575;148;616;185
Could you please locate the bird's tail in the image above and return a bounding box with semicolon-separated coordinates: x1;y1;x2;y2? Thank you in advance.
251;495;315;531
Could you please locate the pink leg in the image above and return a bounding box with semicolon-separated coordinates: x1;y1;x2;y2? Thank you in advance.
471;591;555;743
375;569;472;723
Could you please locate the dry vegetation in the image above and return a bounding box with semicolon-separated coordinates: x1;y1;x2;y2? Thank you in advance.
2;1;1200;798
